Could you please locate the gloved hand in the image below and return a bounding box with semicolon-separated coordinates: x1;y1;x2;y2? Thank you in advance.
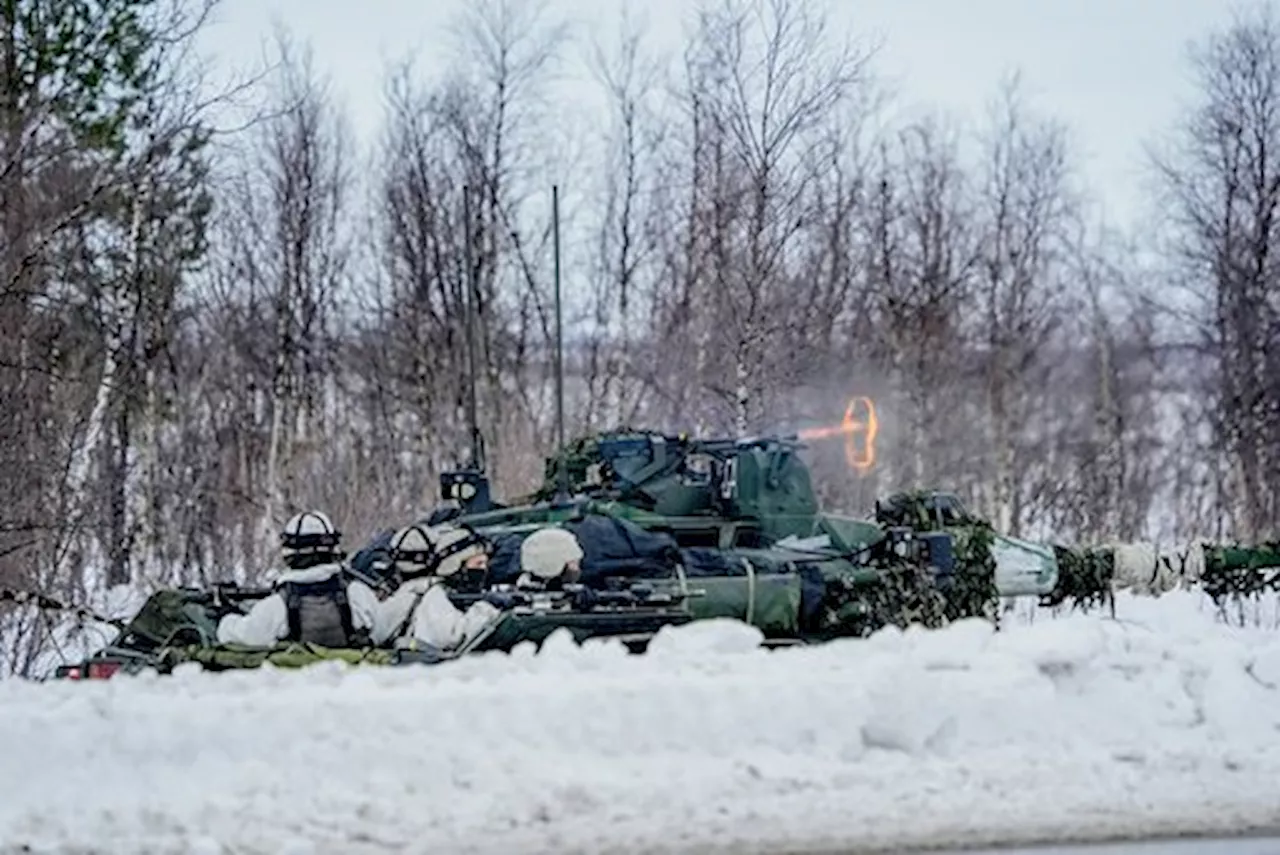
484;591;521;610
571;586;597;610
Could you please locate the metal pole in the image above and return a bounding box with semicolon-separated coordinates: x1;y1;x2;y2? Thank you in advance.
462;185;482;471
553;184;568;499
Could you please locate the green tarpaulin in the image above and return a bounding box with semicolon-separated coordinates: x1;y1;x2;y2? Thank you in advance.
683;574;802;635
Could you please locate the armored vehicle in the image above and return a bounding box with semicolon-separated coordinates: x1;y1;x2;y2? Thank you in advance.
47;429;987;679
393;429;988;643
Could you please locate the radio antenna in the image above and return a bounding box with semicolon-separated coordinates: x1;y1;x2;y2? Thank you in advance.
552;184;569;501
462;184;484;471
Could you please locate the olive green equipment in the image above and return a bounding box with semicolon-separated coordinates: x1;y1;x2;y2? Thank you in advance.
1201;543;1280;606
47;427;1072;679
1041;545;1117;615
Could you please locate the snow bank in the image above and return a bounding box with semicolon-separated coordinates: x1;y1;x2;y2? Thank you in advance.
4;592;1280;854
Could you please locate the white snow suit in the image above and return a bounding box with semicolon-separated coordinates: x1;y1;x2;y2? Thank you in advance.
372;576;500;653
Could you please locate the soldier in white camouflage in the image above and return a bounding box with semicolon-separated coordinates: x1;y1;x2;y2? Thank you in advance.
216;511;379;648
372;523;500;655
515;527;585;591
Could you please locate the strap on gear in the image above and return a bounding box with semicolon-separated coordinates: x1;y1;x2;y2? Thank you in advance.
281;575;357;645
390;587;430;642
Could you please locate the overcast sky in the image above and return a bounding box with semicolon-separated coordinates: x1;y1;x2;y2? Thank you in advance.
196;0;1236;231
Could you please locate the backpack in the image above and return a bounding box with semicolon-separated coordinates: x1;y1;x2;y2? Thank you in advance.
279;575;366;648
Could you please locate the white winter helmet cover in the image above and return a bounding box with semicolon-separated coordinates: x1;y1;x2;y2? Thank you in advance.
426;524;488;578
520;527;584;579
281;510;340;555
390;524;435;576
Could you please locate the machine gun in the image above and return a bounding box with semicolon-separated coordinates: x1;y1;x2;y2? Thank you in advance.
450;581;705;615
206;581;277;617
546;431;804;494
434;580;708;659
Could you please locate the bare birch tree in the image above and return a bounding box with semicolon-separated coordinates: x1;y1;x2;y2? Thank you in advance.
362;0;570;503
1152;4;1280;541
0;0;220;592
863;116;978;493
971;73;1078;535
196;30;353;567
658;0;874;436
580;10;666;431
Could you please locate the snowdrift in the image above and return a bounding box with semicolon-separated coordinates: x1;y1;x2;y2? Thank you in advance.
4;592;1280;854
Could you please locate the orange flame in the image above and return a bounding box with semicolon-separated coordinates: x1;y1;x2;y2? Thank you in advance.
798;397;878;474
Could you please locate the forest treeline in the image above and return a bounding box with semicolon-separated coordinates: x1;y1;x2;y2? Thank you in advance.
0;0;1276;655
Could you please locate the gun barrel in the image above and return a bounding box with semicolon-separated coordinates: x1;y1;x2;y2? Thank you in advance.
449;584;706;612
684;434;804;455
210;582;274;600
220;589;273;600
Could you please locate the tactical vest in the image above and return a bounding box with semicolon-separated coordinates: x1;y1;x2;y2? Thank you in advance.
279;575;364;648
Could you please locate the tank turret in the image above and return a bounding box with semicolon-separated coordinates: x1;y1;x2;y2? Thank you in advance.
526;429;821;548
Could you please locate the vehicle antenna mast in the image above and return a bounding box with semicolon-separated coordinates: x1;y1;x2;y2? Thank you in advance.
463;184;484;472
552;184;569;502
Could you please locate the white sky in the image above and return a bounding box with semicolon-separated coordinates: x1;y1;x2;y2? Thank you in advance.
195;0;1234;231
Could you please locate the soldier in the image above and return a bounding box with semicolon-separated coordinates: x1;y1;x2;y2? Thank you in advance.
372;523;500;655
216;510;379;648
516;527;585;591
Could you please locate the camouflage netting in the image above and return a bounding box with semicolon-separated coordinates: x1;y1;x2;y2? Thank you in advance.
873;490;956;530
944;524;1000;622
1201;543;1280;609
535;427;650;499
1043;545;1116;614
854;559;949;634
873;490;999;624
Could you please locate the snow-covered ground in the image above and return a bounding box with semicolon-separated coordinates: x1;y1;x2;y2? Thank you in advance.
4;592;1280;855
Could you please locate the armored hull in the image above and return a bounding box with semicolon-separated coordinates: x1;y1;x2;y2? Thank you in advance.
49;430;1008;679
